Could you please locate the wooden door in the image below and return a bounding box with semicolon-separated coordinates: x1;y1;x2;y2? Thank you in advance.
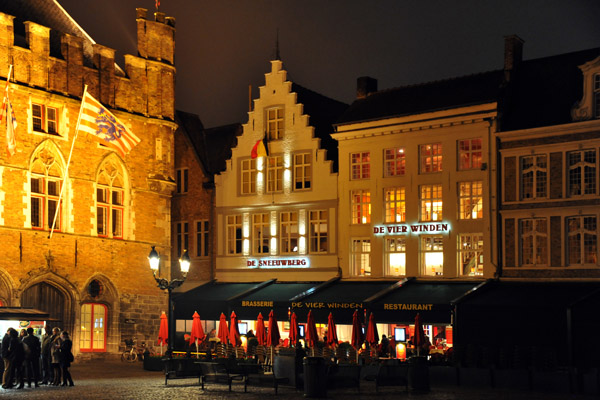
22;282;66;330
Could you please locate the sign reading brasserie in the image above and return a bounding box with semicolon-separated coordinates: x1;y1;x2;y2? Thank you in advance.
373;222;450;235
247;257;309;268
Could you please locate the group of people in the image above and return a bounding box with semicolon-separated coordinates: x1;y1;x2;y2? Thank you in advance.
1;326;74;389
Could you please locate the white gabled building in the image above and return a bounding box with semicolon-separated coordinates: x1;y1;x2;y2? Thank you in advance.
214;59;347;282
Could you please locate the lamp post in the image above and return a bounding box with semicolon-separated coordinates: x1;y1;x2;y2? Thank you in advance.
148;246;190;356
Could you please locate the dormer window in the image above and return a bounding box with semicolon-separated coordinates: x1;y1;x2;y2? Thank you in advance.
595;74;600;118
572;56;600;121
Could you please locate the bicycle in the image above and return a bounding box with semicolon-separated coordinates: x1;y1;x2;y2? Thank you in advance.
121;337;147;362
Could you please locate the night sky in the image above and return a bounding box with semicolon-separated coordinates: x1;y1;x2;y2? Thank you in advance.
58;0;600;128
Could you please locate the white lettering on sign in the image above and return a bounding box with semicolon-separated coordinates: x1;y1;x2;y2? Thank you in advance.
373;223;451;236
246;258;310;268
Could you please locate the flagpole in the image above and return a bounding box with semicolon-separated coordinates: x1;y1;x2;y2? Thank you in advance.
49;84;88;239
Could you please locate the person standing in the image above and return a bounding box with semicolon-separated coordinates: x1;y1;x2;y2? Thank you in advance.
9;328;25;389
40;327;53;385
59;331;74;386
1;328;13;389
22;328;41;388
50;328;62;386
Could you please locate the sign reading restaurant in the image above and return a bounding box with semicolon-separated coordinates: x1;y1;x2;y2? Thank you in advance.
373;222;450;235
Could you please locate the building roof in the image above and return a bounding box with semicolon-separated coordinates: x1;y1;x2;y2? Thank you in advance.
0;0;118;70
500;47;600;131
291;82;348;171
176;110;242;179
336;70;504;126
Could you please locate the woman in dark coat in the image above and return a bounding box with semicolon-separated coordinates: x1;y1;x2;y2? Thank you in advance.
59;331;74;386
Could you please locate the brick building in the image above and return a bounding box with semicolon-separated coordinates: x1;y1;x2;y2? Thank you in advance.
0;3;177;356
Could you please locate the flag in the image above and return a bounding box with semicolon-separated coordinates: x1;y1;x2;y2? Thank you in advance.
78;91;141;157
251;136;268;159
5;98;16;156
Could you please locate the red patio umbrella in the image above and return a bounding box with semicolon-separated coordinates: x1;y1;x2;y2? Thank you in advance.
189;311;205;358
157;311;168;355
267;310;280;347
326;312;338;347
256;312;267;346
289;312;299;347
366;313;379;346
414;313;426;356
217;312;229;355
351;310;364;350
305;310;319;355
230;311;241;357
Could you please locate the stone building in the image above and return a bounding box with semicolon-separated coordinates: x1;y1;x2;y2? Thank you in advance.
0;3;177;356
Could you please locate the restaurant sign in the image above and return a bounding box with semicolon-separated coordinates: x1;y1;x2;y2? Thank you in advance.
247;257;310;268
292;302;363;309
383;303;433;311
373;222;450;236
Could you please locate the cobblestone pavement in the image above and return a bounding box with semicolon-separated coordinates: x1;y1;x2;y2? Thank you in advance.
0;360;598;400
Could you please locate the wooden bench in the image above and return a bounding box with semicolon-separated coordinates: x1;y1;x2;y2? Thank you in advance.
162;357;202;386
197;361;245;392
374;363;409;392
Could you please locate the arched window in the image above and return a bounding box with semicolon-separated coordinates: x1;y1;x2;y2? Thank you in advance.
96;158;125;239
30;144;64;231
80;303;107;352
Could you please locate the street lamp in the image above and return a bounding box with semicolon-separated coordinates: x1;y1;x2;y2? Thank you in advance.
148;246;190;356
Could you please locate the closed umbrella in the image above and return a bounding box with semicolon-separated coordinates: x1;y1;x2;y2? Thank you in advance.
305;310;319;356
326;312;338;347
189;311;205;358
414;313;426;357
289;312;299;347
230;311;241;357
351;310;363;363
256;312;267;346
267;310;281;364
366;313;379;356
157;311;168;355
217;312;229;356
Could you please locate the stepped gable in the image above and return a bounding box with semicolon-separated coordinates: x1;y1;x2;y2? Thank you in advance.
292;82;348;172
500;47;600;131
337;70;504;125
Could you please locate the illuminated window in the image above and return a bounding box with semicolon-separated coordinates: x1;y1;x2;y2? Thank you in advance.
458;181;483;220
421;236;443;276
266;107;284;140
175;222;189;258
384;187;405;223
351;189;371;224
520;218;548;266
196;220;209;258
458;233;483;276
176;169;188;194
294;153;311;190
385;237;406;276
568;150;596;196
253;213;270;255
267;156;283;193
226;215;243;255
384;147;405;177
521;155;547;199
420;185;442;222
30;147;63;231
32;103;58;135
567;216;597;266
350;152;370;180
79;303;106;352
280;211;299;254
458;138;482;170
420;143;442;173
309;210;328;253
96;160;125;239
595;74;600;118
241;159;257;195
351;238;371;276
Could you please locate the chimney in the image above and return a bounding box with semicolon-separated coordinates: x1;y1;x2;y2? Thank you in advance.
504;35;524;82
357;76;377;99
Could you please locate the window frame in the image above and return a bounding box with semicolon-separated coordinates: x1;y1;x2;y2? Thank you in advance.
420;184;442;222
458;138;483;170
351;238;371;277
350;152;370;180
567;149;597;197
79;303;107;352
266;155;283;193
241;158;257;195
520;154;548;200
196;220;209;258
458;181;483;220
458;233;484;276
176;168;189;194
421;235;444;276
279;211;299;255
252;213;271;255
175;221;189;259
309;210;328;254
351;189;371;224
32;102;59;135
293;152;312;191
566;215;597;266
420;143;442;173
384;236;406;276
31;176;62;232
226;215;243;255
266;107;284;140
384;147;405;177
519;218;548;267
384;187;406;223
96;186;124;239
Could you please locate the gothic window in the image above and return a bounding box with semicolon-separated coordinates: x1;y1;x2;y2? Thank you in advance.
30;145;64;231
96;158;126;238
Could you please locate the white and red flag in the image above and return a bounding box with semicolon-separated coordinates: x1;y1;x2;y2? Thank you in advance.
78;91;140;157
0;65;16;156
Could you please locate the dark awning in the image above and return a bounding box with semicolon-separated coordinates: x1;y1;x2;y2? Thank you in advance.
231;282;321;322
291;280;399;324
0;307;50;320
368;280;483;324
174;281;265;320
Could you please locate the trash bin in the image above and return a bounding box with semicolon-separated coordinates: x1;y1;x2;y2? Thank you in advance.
303;356;327;398
408;356;430;392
